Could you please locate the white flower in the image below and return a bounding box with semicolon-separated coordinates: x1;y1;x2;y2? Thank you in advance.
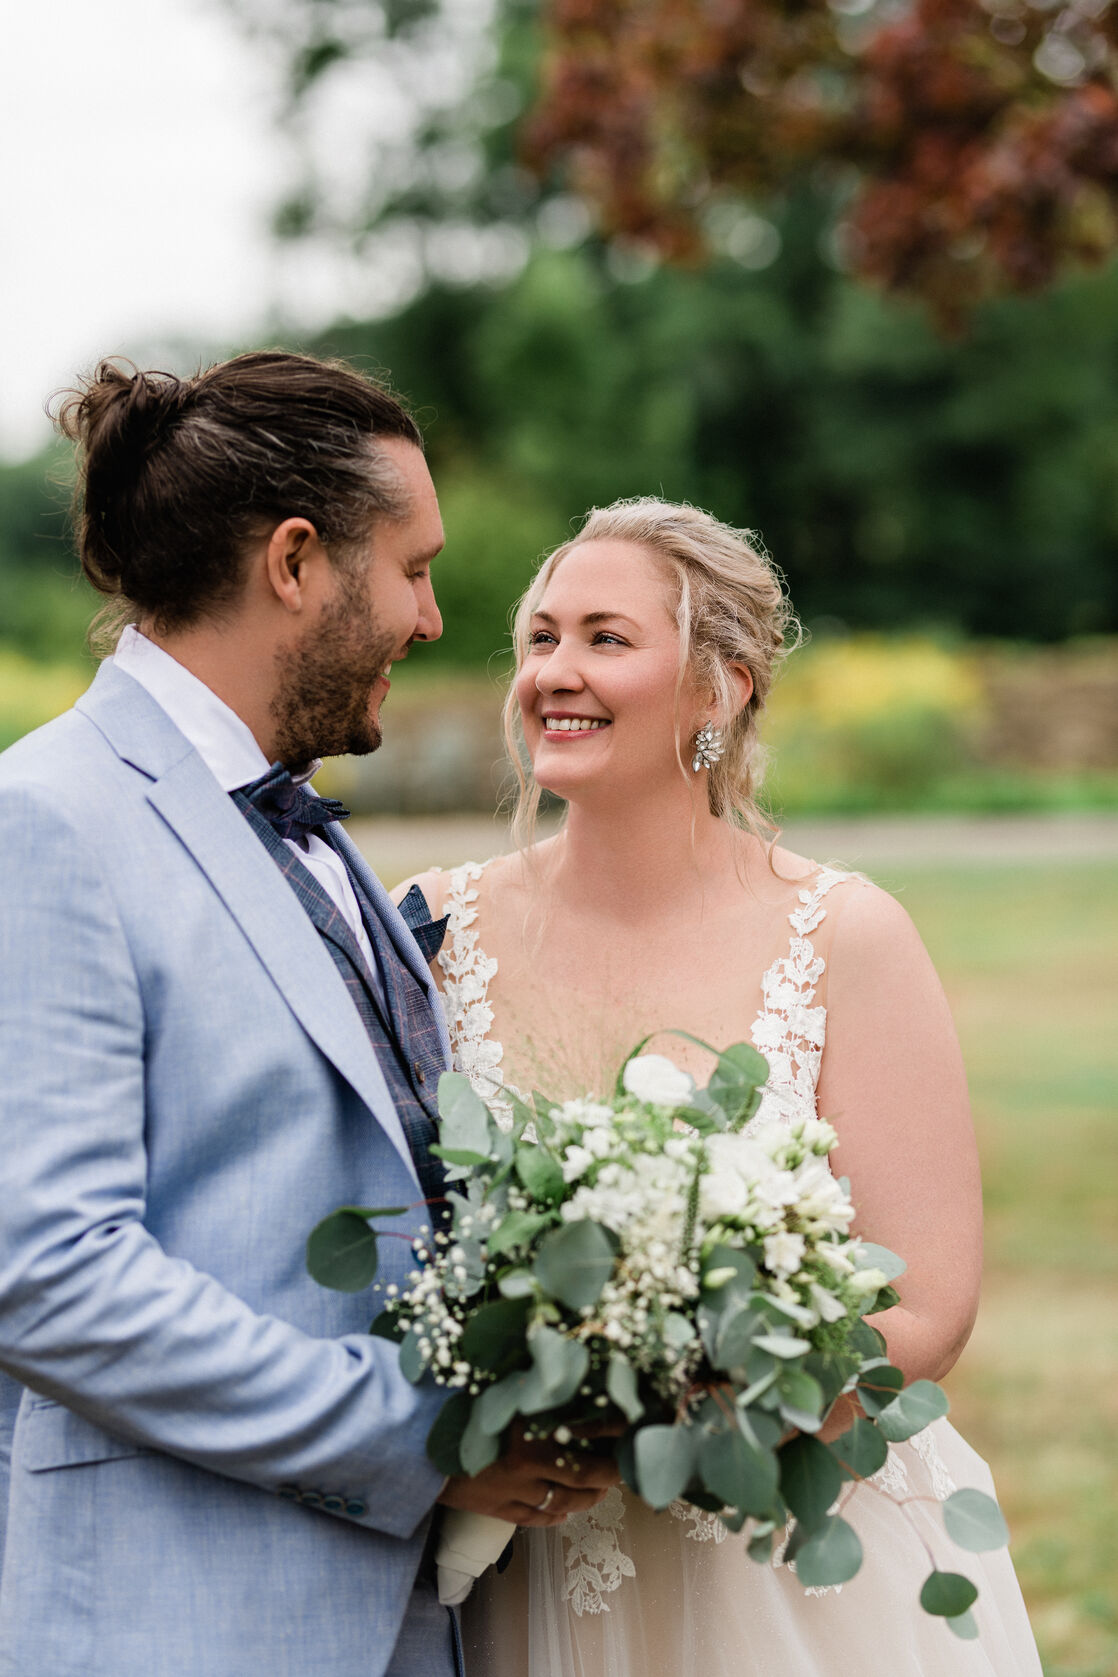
622;1054;696;1109
562;1144;594;1182
763;1231;806;1277
809;1281;848;1323
699;1168;749;1220
848;1265;888;1296
584;1127;615;1159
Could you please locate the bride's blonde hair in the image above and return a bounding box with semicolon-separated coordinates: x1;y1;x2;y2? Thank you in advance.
502;497;799;847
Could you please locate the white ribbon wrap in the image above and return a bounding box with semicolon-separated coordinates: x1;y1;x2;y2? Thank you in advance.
436;1510;517;1606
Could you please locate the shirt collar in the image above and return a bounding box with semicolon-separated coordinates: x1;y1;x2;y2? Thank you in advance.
111;625;321;793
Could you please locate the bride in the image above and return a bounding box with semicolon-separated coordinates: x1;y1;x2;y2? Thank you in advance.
395;499;1042;1675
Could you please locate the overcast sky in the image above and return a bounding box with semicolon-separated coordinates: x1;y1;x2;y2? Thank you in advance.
1;0;298;458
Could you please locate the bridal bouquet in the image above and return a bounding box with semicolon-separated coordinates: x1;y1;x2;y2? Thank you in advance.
308;1038;1008;1635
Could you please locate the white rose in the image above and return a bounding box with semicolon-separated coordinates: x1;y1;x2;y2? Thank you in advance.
699;1169;749;1220
622;1054;696;1109
763;1231;806;1277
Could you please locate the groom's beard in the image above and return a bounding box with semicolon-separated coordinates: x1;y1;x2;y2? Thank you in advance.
270;568;395;770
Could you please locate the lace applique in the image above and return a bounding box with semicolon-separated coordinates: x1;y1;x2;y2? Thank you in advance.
747;867;855;1135
909;1426;957;1501
668;1501;730;1543
438;861;507;1113
561;1487;637;1615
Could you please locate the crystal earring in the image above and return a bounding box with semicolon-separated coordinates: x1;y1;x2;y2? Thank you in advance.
691;721;724;773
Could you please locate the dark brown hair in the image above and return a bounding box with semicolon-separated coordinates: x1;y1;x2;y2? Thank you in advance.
55;350;423;637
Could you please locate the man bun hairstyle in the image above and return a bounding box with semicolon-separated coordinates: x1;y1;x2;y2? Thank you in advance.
504;497;799;844
55;351;423;639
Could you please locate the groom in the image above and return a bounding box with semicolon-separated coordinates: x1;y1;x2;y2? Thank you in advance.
0;351;612;1677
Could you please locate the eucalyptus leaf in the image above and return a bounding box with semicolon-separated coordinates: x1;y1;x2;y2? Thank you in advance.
634;1424;697;1509
497;1269;537;1299
701;1245;757;1298
369;1307;405;1343
946;1609;981;1641
857;1363;904;1417
853;1241;907;1282
487;1209;554;1259
520;1325;589;1413
754;1333;812;1358
515;1147;566;1207
747;1525;775;1563
476;1370;533;1437
864;1282;901;1316
398;1328;426;1384
429;1144;489;1168
533;1220;616;1312
919;1571;979;1618
777;1368;825;1432
699;1424;779;1517
708;1042;769;1124
606;1353;645;1423
460;1295;532;1374
459;1397;501;1476
714;1304;765;1370
942;1488;1010;1552
831;1416;889;1481
437;1072;494;1158
307;1208;391;1292
425;1391;474;1476
875;1379;949;1443
779;1434;843;1534
794;1514;864;1588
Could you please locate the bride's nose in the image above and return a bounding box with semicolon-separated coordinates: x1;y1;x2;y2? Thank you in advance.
535;638;584;694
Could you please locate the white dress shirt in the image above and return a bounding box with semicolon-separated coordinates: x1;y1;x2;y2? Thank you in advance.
112;625;378;977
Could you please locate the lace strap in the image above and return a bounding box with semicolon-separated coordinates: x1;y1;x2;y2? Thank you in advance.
437;860;505;1102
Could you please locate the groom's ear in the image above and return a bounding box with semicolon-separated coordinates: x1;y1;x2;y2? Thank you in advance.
262;517;329;614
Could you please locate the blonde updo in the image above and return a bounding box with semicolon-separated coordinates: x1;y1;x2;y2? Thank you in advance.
503;497;800;844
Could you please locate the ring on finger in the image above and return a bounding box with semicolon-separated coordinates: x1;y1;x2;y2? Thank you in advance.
535;1485;557;1513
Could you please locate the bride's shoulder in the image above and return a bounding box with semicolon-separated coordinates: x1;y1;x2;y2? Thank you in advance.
390;848;527;920
764;844;919;949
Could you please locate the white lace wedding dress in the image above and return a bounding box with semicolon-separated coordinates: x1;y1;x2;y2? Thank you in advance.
435;861;1042;1676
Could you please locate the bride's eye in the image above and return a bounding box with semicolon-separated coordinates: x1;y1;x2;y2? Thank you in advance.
528;628;557;647
592;631;626;647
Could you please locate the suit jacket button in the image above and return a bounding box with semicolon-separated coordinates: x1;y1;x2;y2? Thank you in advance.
278;1484;299;1501
322;1494;345;1513
346;1499;367;1518
300;1489;323;1508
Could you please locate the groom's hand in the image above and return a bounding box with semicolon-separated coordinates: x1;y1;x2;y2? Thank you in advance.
437;1421;621;1528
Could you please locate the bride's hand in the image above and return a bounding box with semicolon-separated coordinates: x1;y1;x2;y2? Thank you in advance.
437;1421;621;1528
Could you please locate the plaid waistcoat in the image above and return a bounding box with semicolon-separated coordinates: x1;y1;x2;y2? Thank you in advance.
232;794;447;1213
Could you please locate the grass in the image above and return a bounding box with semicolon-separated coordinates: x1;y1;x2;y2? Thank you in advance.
361;832;1117;1675
862;861;1118;1677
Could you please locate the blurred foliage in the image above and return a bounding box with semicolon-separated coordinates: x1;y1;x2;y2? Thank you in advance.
308;209;1118;651
0;650;87;754
528;0;1118;324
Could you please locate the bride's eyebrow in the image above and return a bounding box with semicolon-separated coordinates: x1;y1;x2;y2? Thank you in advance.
532;610;639;629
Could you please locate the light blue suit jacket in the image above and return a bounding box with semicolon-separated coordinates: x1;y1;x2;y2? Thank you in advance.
0;662;459;1677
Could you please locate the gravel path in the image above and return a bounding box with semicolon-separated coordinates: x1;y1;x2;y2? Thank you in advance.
349;810;1118;886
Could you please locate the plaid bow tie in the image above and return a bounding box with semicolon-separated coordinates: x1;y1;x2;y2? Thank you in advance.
238;761;351;841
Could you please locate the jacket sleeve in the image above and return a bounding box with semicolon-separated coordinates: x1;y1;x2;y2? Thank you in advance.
0;785;446;1540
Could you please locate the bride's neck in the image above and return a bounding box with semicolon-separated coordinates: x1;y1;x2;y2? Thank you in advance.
547;783;750;915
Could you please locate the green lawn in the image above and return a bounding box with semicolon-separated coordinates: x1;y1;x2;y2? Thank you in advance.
878;862;1118;1677
365;833;1116;1674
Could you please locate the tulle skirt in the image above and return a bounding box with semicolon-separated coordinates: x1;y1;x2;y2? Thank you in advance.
461;1420;1042;1676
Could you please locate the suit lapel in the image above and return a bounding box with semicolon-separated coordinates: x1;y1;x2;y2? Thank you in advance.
77;665;420;1182
330;825;453;1068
